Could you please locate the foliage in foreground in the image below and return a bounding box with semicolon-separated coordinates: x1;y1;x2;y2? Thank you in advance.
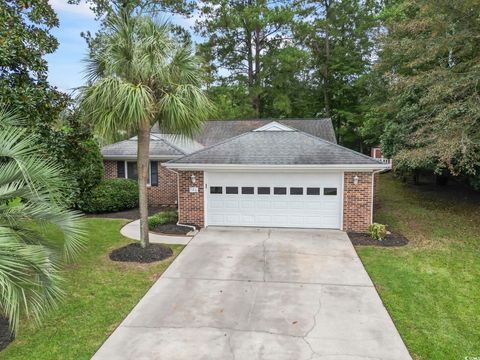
0;112;86;334
79;178;138;213
357;174;480;359
0;219;183;360
148;211;178;229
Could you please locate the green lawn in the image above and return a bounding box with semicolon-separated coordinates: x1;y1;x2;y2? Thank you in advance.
357;174;480;360
0;218;183;360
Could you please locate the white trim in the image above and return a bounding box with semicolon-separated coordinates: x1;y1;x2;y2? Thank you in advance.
203;171;208;227
165;163;391;172
340;171;345;231
371;169;384;224
253;121;295;132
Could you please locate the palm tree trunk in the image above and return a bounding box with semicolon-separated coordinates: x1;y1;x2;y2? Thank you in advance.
137;119;150;248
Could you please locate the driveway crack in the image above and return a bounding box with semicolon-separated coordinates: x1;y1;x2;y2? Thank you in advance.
262;229;271;282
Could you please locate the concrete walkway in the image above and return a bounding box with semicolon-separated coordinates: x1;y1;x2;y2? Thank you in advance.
120;219;192;245
94;227;411;360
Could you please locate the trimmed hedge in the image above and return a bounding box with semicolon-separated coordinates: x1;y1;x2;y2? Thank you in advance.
148;211;178;229
79;178;138;213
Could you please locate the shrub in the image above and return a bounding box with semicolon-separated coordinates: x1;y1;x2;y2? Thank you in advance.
368;223;388;241
79;178;138;213
148;211;178;229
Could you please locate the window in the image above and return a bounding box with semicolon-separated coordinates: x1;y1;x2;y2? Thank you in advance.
226;186;238;194
242;187;254;194
210;186;223;194
290;187;303;195
274;187;287;195
122;161;157;186
307;187;320;195
258;187;270;195
324;188;337;195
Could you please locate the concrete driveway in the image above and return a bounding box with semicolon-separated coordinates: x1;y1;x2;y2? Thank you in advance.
93;227;411;360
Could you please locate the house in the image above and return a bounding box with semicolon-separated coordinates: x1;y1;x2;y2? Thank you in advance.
370;146;392;165
101;119;390;232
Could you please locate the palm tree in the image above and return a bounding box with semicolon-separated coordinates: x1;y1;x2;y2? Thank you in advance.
80;12;211;248
0;110;86;334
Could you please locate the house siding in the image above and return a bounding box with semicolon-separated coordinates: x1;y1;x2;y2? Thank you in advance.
102;160;178;207
343;171;373;232
177;171;204;228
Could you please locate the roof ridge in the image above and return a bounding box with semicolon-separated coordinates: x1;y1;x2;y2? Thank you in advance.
168;131;255;163
296;130;383;164
156;136;186;155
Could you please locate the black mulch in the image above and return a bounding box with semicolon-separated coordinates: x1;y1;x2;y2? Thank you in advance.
151;223;192;236
109;243;173;263
348;232;409;247
0;317;13;352
86;207;171;220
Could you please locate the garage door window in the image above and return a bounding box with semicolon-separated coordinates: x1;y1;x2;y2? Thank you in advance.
290;187;303;195
210;186;223;194
226;186;238;194
307;187;320;195
258;187;270;195
274;187;287;195
242;187;254;194
324;188;337;195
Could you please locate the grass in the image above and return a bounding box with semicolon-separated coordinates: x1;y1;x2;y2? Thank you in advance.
356;173;480;360
0;218;183;360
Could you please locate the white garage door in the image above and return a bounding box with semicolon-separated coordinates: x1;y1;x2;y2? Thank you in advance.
205;171;343;229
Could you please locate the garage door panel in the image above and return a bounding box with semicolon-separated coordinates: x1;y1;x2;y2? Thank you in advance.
206;172;342;229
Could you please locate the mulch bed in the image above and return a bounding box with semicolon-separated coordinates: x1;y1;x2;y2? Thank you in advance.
109;243;173;263
348;232;409;247
151;223;192;236
0;317;14;352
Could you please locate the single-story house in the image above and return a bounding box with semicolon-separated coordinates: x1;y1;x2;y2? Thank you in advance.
101;119;390;232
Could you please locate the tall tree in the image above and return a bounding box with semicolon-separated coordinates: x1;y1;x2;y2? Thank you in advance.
80;12;211;247
195;0;296;117
0;111;86;334
297;0;381;144
376;0;480;188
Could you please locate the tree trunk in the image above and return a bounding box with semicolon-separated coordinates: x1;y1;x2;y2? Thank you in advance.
137;119;150;248
254;24;261;117
322;0;331;118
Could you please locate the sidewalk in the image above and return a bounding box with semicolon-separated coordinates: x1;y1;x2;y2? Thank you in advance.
120;219;192;245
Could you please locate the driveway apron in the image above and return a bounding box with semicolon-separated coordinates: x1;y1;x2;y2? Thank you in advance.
93;227;411;360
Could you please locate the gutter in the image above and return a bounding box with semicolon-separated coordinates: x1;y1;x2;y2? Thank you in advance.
164;163;391;172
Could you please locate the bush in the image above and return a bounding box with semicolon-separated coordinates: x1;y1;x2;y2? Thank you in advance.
148;211;178;229
368;223;387;241
79;178;138;213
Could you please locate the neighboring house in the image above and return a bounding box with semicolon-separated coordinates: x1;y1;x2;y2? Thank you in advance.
370;146;392;165
101;119;390;232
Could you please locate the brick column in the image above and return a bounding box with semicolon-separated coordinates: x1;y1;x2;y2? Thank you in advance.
178;171;204;228
343;171;373;232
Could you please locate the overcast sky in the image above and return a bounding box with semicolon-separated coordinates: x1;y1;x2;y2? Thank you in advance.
46;1;196;93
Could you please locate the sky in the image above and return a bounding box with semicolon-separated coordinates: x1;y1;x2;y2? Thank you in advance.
45;0;196;94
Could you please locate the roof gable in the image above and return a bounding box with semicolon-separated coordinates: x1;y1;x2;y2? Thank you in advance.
253;121;295;132
167;130;386;168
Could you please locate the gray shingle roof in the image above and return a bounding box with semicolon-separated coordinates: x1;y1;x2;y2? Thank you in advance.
152;118;337;146
168;131;384;166
101;134;203;159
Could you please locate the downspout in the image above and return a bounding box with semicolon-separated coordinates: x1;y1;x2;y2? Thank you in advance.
370;168;390;224
168;168;197;232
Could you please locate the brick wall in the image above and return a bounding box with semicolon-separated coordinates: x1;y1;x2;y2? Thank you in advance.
178;171;204;228
102;160;178;207
343;171;373;232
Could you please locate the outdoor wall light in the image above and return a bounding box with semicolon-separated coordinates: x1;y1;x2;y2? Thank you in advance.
191;174;196;184
353;175;359;185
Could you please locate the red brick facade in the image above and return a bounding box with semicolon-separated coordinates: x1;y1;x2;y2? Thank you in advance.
103;160;178;206
343;171;373;232
177;171;204;228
